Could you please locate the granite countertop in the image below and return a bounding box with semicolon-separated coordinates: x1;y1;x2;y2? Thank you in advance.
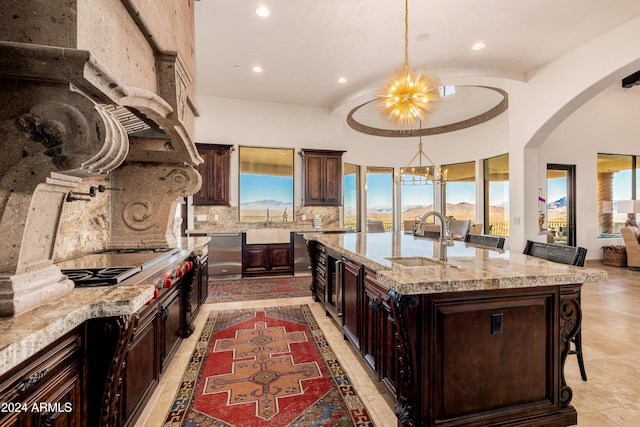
306;232;608;295
186;225;350;235
0;236;210;374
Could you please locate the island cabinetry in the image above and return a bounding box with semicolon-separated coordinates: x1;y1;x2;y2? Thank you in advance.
301;149;345;206
193;143;232;206
389;286;580;427
242;235;294;277
342;256;362;350
0;328;85;427
362;267;384;374
363;267;399;399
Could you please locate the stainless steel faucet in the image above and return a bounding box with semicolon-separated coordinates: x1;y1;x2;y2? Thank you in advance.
418;210;454;261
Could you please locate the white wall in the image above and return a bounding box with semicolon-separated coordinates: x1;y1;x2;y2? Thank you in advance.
539;84;640;258
195;96;344;207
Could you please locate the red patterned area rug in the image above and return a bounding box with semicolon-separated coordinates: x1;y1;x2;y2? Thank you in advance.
206;276;312;303
162;305;374;427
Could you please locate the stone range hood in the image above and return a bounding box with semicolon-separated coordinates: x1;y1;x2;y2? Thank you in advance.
0;2;202;316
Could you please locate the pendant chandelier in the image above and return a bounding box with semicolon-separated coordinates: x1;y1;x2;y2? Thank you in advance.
396;123;447;186
377;0;441;128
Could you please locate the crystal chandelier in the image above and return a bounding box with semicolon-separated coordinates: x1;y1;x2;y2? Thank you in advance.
377;0;441;128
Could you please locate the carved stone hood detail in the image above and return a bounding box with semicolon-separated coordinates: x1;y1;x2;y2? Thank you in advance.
0;0;202;316
0;84;130;316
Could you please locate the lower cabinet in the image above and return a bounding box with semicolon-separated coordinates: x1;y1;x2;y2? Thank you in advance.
0;328;85;427
363;267;399;399
341;256;362;350
123;305;158;425
242;242;293;277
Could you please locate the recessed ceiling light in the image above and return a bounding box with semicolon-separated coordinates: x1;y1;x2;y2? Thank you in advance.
252;66;263;73
337;77;347;84
256;6;270;17
472;41;486;51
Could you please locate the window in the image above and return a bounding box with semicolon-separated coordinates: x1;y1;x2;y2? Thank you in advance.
400;182;434;230
238;147;294;222
366;167;394;231
442;161;476;222
484;154;509;236
597;153;636;237
343;163;360;231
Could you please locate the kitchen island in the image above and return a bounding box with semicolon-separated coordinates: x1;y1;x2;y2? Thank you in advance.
305;232;607;427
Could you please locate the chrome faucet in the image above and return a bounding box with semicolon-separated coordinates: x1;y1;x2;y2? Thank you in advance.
417;210;454;261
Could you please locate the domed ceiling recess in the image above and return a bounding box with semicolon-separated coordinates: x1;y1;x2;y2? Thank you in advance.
347;86;508;137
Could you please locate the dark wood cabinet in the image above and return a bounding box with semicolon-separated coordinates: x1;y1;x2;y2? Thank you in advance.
301;149;345;206
159;286;183;373
341;256;362;350
0;328;85;427
362;267;384;376
123;305;158;425
193;143;232;206
242;235;293;277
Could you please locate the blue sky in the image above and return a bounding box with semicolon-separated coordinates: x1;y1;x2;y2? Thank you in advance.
240;174;293;203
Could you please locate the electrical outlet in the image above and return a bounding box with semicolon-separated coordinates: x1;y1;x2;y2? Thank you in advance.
214;214;219;221
196;214;207;221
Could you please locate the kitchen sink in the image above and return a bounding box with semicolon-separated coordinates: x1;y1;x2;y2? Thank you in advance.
385;256;458;268
245;228;292;244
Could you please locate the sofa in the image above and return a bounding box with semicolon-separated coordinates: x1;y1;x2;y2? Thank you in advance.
620;226;640;269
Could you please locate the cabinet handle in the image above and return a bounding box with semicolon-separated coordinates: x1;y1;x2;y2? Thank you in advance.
160;307;169;321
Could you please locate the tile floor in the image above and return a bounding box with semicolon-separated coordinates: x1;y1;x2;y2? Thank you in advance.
136;262;640;426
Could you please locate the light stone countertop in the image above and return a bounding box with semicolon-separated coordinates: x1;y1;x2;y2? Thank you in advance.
0;236;210;374
306;232;608;295
186;225;350;235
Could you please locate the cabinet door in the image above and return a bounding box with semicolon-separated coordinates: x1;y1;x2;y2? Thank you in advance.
270;245;294;274
123;309;158;423
342;257;362;350
160;288;183;372
432;291;556;421
242;246;270;275
28;362;84;427
193;144;232;206
381;299;398;400
362;269;385;376
323;154;343;205
303;153;325;205
301;149;344;206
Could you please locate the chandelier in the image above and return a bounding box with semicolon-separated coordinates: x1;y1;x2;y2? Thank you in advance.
396;127;447;186
377;0;441;128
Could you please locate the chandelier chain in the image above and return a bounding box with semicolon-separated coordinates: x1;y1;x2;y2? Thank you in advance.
404;0;409;70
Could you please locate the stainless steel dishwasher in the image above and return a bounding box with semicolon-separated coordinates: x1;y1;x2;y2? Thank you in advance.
293;232;312;274
208;233;243;279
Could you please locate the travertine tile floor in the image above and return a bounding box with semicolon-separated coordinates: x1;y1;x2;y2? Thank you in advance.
136;263;640;426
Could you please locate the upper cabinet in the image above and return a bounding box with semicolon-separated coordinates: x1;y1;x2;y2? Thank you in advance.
193;144;233;206
301;149;345;206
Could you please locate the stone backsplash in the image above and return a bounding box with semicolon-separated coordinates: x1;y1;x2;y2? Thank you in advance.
192;205;341;230
53;176;111;261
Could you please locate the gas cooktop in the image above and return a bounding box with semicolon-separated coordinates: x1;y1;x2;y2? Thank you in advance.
63;266;141;287
59;247;181;287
